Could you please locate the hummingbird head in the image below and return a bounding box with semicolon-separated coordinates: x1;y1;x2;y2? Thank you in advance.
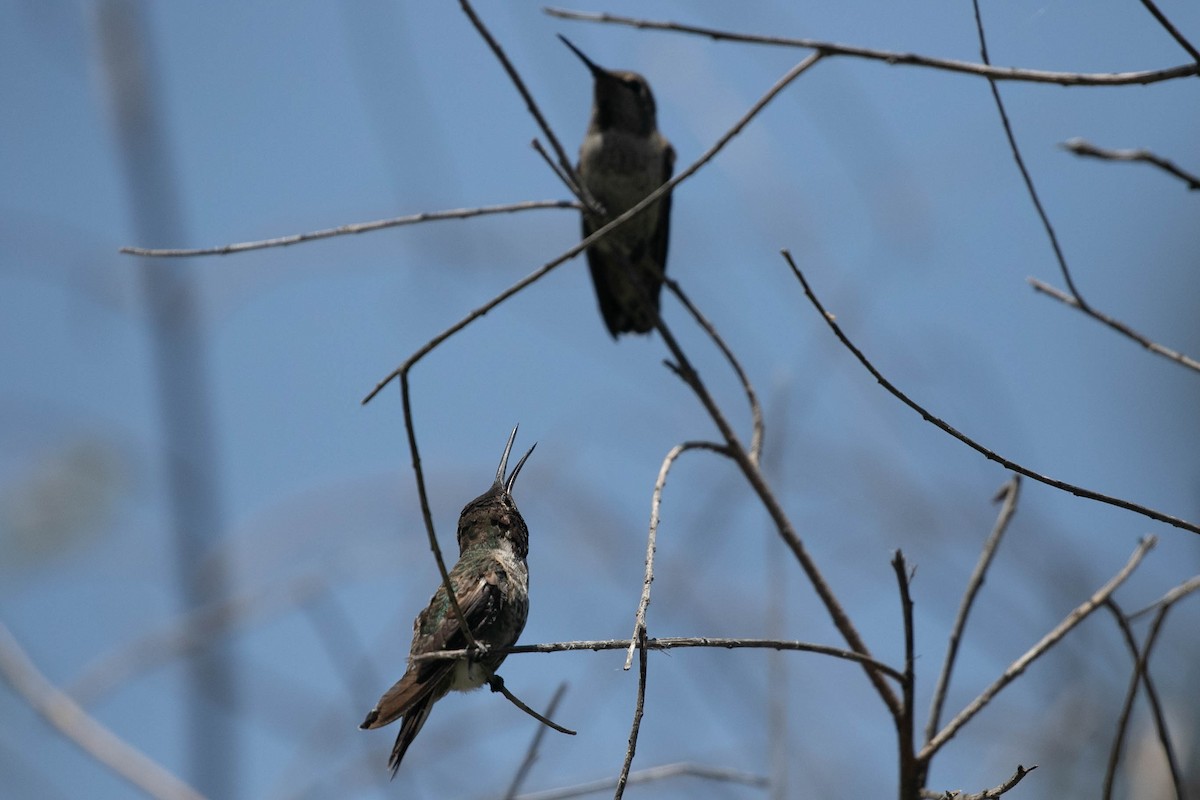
559;34;658;136
456;426;535;557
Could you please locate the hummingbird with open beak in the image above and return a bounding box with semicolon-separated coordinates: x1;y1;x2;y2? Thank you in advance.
360;427;535;776
560;34;675;338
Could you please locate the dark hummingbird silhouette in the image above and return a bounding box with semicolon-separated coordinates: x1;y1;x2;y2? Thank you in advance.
560;34;675;338
360;427;535;776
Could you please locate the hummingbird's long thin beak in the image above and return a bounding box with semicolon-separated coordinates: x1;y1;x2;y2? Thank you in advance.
505;443;536;495
494;425;520;487
558;34;605;78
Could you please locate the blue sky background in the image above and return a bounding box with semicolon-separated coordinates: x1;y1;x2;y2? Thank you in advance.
2;1;1199;798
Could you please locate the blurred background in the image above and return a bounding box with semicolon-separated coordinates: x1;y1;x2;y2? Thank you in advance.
2;1;1198;798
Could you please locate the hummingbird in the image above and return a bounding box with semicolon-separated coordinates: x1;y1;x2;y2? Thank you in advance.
560;34;675;338
360;427;535;776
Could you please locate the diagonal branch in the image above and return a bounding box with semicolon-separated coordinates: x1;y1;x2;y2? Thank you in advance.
489;675;576;736
920;536;1156;760
925;477;1022;744
971;0;1085;307
1028;278;1200;373
543;8;1198;86
784;252;1200;535
457;0;599;214
1128;573;1200;619
1101;601;1183;800
665;278;765;464
1137;0;1200;63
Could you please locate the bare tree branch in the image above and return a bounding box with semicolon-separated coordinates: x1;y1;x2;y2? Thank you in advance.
893;552;919;799
1028;278;1200;374
457;0;597;213
920;536;1156;760
411;636;903;682
0;620;208;800
921;764;1037;799
783;251;1200;535
1102;601;1184;800
665;278;765;464
1062;138;1200;191
489;675;577;736
614;629;649;800
511;761;767;800
504;683;569;800
1129;574;1200;619
971;0;1085;307
543;8;1198;86
119;200;579;257
626;441;727;670
926;477;1022;744
1136;0;1200;63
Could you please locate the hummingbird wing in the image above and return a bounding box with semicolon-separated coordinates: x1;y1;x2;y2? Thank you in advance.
582;141;676;337
360;567;506;730
640;140;675;321
650;142;675;285
582;210;625;338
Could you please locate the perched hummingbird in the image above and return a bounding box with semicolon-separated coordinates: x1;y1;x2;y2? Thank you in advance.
560;34;675;338
360;428;535;776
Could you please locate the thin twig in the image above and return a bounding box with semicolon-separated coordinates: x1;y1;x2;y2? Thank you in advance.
1028;278;1200;374
398;371;484;659
489;675;576;736
925;476;1022;744
1128;574;1200;620
120;200;579;257
1137;0;1200;63
1062;138;1200;191
0;621;208;800
361;51;826;405
458;0;590;210
893;552;919;800
783;252;1200;535
920;536;1156;760
664;278;765;464
626;441;727;670
532;139;597;213
504;683;569;800
511;761;768;800
921;764;1037;799
1101;601;1184;800
412;636;904;681
543;8;1198;86
614;629;649;800
971;0;1085;307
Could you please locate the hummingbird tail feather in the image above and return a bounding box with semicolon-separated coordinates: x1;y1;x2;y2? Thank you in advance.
388;698;434;778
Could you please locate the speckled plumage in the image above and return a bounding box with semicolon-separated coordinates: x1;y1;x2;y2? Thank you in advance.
360;429;534;776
